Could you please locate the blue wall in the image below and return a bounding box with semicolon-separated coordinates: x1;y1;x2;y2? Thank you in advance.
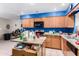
20;11;67;19
21;28;74;33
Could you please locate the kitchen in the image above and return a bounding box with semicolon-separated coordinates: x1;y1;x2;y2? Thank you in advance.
0;3;79;56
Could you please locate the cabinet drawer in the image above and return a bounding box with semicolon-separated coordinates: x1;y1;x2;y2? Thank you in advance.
23;50;37;56
12;48;37;56
12;49;24;56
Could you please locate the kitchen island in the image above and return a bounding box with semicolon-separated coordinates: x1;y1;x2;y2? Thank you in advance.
11;37;46;56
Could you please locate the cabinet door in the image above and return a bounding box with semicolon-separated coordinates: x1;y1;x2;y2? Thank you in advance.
30;18;34;27
65;16;74;28
22;19;32;27
45;42;52;48
22;18;34;27
45;35;52;43
44;35;52;48
12;48;24;56
51;36;61;49
43;17;50;28
63;39;67;56
48;17;55;28
55;17;65;28
66;45;75;56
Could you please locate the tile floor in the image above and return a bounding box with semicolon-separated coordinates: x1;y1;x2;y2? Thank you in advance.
0;39;64;56
46;48;64;56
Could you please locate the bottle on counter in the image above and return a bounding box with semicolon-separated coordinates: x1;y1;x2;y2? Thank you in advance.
19;33;24;40
29;31;35;40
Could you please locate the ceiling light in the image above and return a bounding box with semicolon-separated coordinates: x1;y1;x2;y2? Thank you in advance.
61;3;66;6
54;8;57;11
28;3;35;5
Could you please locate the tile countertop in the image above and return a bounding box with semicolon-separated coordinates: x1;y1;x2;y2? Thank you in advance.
61;35;79;49
44;32;60;36
44;32;79;49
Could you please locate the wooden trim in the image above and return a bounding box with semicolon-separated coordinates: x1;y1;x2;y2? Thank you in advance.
67;3;79;16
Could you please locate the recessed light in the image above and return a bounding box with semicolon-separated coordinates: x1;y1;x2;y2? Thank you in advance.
61;3;66;6
54;8;57;11
28;3;35;5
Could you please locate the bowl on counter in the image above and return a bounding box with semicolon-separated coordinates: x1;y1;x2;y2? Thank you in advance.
75;41;79;45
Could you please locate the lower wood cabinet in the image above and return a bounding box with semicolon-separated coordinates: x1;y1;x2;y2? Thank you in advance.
62;37;77;56
78;50;79;56
44;35;79;56
12;48;37;56
62;37;67;55
44;35;61;49
45;42;52;48
51;36;61;49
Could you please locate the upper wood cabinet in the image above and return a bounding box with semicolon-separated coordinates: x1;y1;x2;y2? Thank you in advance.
48;17;55;28
43;16;65;28
65;16;74;28
29;18;34;27
22;16;74;28
34;18;43;21
54;16;65;28
22;18;34;27
22;19;30;27
41;17;48;28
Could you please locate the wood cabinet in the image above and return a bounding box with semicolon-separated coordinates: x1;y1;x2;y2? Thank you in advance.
48;17;55;28
62;37;76;56
43;17;50;28
65;16;74;28
44;35;52;48
44;35;61;49
78;50;79;56
54;17;65;28
51;36;61;49
22;18;34;27
62;37;68;56
34;18;42;21
30;18;34;27
44;16;65;28
22;16;74;28
12;48;37;56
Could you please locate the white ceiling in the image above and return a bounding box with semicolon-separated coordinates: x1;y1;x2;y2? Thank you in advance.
0;3;70;20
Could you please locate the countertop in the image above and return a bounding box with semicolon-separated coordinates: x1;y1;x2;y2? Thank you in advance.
11;36;46;45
